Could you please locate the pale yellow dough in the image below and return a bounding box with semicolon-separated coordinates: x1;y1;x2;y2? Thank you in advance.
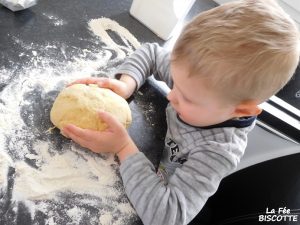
50;84;132;132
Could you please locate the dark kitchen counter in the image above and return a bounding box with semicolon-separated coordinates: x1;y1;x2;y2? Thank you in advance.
0;0;165;224
0;0;216;224
1;0;298;224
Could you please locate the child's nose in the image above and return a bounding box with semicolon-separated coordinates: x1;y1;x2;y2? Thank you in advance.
167;89;178;104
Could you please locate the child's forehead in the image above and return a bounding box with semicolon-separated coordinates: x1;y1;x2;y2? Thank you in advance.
171;65;209;90
170;59;192;75
170;60;206;82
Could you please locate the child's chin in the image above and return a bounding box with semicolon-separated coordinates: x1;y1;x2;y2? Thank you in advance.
178;114;189;124
179;115;202;127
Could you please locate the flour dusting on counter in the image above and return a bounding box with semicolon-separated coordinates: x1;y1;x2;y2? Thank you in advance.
89;18;141;59
0;17;140;225
42;13;66;26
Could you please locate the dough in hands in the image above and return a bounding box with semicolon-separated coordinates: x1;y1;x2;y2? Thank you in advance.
50;84;132;133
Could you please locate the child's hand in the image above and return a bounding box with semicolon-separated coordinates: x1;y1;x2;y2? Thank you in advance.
68;75;136;99
62;111;138;162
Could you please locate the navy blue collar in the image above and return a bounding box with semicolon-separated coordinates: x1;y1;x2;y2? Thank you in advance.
177;115;256;129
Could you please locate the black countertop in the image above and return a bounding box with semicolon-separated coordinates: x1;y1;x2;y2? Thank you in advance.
0;0;167;224
1;0;298;224
0;0;217;224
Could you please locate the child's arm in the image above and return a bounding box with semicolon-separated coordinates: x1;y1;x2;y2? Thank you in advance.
69;43;171;99
64;110;246;225
114;43;173;90
119;133;245;225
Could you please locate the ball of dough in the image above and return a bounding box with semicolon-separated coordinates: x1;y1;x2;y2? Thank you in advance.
50;84;132;132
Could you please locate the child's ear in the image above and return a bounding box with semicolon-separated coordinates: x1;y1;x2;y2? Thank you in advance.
233;100;262;117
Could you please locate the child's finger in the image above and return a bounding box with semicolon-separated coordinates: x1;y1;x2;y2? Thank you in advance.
96;78;117;89
97;78;123;93
63;126;90;148
96;78;110;88
67;77;104;87
66;78;91;86
98;111;123;131
63;124;92;141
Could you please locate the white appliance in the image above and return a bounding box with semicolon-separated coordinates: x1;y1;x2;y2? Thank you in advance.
130;0;196;40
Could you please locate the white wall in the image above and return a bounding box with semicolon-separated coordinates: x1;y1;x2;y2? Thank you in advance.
282;0;300;11
279;0;300;26
213;0;300;28
213;0;231;4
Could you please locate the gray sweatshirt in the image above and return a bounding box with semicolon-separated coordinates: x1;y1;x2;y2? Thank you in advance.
115;43;256;225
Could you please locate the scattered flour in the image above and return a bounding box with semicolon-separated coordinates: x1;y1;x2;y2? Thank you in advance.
0;150;13;190
100;212;114;225
13;141;119;201
89;18;141;59
0;17;141;225
42;13;66;26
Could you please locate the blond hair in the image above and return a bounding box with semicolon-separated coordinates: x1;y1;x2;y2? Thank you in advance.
172;0;300;104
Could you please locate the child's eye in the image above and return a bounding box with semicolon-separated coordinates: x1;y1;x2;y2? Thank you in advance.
174;84;192;103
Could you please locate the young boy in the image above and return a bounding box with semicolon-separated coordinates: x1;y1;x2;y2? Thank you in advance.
63;0;300;224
